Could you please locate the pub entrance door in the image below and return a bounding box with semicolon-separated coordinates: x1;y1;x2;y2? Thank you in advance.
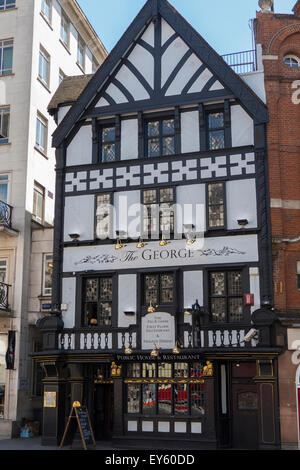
232;384;259;449
94;384;114;440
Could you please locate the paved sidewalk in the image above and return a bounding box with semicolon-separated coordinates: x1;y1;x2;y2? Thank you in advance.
0;437;115;450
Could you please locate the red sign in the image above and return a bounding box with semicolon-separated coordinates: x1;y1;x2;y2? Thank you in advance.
244;294;254;306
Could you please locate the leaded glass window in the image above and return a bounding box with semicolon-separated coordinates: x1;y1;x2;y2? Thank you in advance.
142;187;174;238
142;384;156;415
83;276;113;326
127;384;140;414
146;118;175;157
191;383;205;416
96;193;112;239
142;363;156;378
100;127;116;162
158;384;172;415
143;272;174;306
210;271;243;323
208;183;225;228
207;111;225;150
174;383;188;414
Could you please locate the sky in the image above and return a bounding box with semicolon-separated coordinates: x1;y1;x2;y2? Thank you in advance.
77;0;296;55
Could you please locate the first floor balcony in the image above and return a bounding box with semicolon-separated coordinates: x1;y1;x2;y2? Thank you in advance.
0;281;10;312
0;200;18;236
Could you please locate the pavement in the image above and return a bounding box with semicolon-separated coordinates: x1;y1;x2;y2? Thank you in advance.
0;437;115;450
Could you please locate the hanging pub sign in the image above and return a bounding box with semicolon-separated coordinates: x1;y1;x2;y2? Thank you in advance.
59;402;96;450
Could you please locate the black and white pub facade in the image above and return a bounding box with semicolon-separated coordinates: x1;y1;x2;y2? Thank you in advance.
36;0;281;449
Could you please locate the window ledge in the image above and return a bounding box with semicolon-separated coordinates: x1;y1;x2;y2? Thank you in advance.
76;62;85;74
34;145;48;159
40;11;53;30
0;142;11;147
59;39;71;55
0;7;18;14
0;73;14;78
37;76;51;93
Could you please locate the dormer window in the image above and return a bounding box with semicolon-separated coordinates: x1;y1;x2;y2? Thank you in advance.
283;55;300;68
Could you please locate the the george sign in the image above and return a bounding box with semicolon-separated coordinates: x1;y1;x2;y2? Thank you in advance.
44;391;56;408
63;235;259;273
141;312;175;350
59;402;95;450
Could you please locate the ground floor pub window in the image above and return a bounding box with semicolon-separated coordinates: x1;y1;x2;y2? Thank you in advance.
0;334;7;417
126;362;205;417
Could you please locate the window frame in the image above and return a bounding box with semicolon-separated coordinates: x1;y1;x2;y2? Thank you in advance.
0;106;10;144
0;0;16;12
206;182;226;230
94;192;114;240
38;45;50;87
283;55;300;69
58;68;66;85
77;34;85;71
92;56;99;73
141;186;176;240
35;111;48;155
0;39;13;76
206;109;226;151
42;253;53;297
208;269;245;324
41;0;52;24
82;274;116;327
60;10;70;49
145;116;176;158
32;181;45;225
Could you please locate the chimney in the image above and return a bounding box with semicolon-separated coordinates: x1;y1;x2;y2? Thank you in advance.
293;0;300;16
258;0;274;13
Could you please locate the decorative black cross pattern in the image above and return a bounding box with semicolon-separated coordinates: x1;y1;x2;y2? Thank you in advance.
64;152;255;195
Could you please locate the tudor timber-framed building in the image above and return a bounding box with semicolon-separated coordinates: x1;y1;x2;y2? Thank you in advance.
36;0;282;449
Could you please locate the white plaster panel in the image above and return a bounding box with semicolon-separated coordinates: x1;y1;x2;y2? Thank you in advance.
63;235;259;273
158;422;170;433
191;422;202;434
57;106;71;125
97;97;109;107
62;277;76;328
141;22;155;47
165;54;202;96
114;190;141;238
174;422;187;433
188;68;213;94
241;71;266;103
249;267;260;314
128;421;138;432
184;271;203;309
142;421;154;432
181;111;200;153
118;274;137;327
106;82;128;104
128;44;154;88
226;179;257;230
209;80;224;91
176;184;206;233
161;18;175;46
115;65;150;101
64;195;95;242
161;37;189;86
66;125;92;166
231;105;254;147
121;119;138;160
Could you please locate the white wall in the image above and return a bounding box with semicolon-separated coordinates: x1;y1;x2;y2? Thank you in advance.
181;111;200;153
226;179;257;230
66;125;93;166
118;274;137;327
121;119;138;160
231;105;254;147
64;195;95;241
62;277;76;328
176;184;206;233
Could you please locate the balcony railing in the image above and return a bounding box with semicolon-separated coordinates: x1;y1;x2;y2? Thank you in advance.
58;324;256;352
0;200;12;228
0;282;10;311
222;49;257;74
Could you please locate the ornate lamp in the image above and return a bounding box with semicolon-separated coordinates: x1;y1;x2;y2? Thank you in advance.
147;301;158;313
115;239;127;250
136;238;147;249
159;235;170;246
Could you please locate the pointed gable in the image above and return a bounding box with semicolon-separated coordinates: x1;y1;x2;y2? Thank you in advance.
52;0;268;148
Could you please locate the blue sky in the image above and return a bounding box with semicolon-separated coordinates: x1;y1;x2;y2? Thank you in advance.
77;0;296;55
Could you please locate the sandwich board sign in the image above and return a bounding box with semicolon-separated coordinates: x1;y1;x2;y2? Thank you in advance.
59;401;96;450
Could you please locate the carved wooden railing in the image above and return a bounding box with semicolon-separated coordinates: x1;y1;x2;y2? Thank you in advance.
182;324;257;349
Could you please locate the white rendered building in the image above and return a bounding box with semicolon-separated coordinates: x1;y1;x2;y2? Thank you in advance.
0;0;106;438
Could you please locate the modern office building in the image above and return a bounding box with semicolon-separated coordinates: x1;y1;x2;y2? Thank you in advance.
37;0;282;449
0;0;106;438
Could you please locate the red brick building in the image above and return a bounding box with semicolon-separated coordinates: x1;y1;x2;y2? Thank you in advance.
255;0;300;449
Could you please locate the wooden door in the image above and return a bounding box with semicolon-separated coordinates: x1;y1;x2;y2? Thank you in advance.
94;385;113;440
232;384;259;449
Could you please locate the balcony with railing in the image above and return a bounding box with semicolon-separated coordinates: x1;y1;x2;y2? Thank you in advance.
0;281;10;312
222;49;257;74
0;200;17;236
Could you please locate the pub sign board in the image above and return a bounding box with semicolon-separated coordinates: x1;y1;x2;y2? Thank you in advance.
59;402;96;450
